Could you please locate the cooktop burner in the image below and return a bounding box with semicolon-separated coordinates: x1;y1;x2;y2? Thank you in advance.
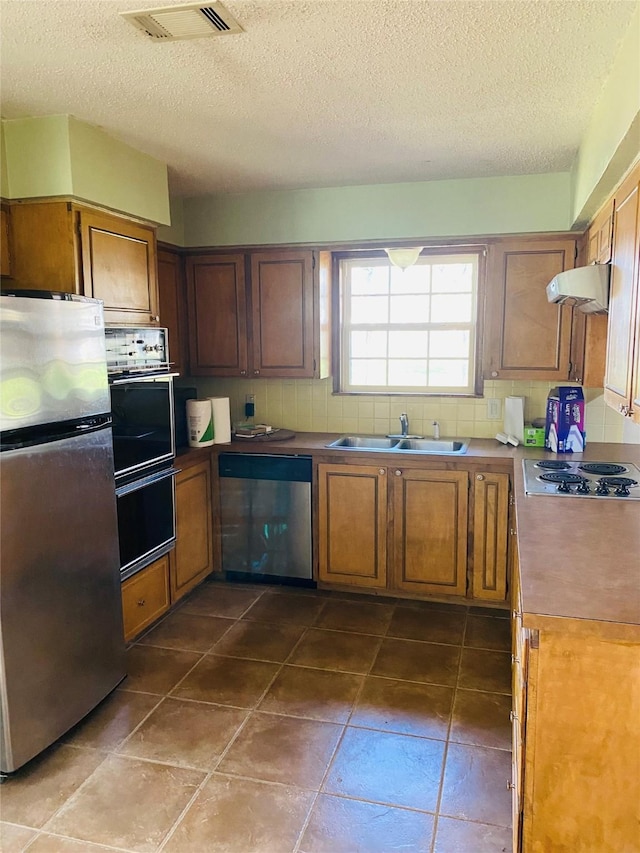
536;460;571;471
579;463;627;476
522;459;640;500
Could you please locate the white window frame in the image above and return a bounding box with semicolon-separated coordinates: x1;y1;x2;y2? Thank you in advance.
337;249;483;396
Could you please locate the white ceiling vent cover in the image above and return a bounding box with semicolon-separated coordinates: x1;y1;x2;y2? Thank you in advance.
121;3;243;41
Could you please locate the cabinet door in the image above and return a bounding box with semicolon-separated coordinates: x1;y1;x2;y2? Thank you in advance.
1;205;12;277
392;468;468;597
186;254;248;376
587;200;614;264
158;248;187;375
484;238;576;380
250;250;315;378
472;472;509;601
170;459;213;602
318;463;387;589
8;201;80;293
568;311;607;387
604;170;640;418
121;555;170;642
80;210;159;325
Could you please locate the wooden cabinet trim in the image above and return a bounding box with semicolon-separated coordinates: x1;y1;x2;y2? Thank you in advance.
472;472;509;601
170;459;214;602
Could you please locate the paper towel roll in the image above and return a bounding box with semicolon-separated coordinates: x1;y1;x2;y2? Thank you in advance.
208;397;231;444
186;399;214;448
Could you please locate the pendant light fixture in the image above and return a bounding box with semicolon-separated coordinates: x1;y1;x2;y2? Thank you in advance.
384;247;423;270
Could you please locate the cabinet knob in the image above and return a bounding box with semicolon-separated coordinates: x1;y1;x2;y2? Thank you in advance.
378;468;385;476
506;780;516;791
240;370;247;376
394;469;402;476
491;371;499;378
254;370;260;376
137;599;146;607
509;710;518;722
150;315;159;322
476;474;484;481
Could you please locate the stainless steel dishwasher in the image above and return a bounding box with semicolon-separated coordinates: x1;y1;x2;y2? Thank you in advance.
218;453;313;585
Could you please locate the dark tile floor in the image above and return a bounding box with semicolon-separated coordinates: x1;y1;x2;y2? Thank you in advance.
1;582;513;853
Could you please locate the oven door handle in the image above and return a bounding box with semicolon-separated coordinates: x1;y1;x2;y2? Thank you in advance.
115;466;180;497
109;372;179;386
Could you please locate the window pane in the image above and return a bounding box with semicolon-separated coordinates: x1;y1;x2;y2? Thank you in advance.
351;295;389;324
351;266;389;295
389;330;429;358
429;330;470;358
390;294;430;323
431;294;472;323
428;360;469;387
351;359;387;386
351;330;387;358
390;264;430;294
432;263;473;293
389;360;428;387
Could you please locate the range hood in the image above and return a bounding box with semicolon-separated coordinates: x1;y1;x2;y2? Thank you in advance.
546;264;610;314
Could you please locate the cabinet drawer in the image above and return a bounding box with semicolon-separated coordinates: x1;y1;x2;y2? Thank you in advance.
121;555;170;641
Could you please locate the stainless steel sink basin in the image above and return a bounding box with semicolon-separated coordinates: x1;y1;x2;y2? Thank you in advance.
326;435;469;454
326;436;402;450
396;438;469;454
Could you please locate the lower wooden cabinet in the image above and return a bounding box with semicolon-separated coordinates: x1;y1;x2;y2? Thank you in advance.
510;545;639;852
317;463;387;589
472;471;509;601
318;461;508;604
392;467;468;596
121;555;170;642
170;458;214;602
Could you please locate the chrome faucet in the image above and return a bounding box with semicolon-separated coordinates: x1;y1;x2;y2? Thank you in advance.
399;413;409;437
432;420;440;440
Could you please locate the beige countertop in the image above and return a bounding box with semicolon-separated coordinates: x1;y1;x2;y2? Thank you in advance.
177;434;640;635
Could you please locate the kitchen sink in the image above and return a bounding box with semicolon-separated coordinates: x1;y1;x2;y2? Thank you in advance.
326;435;469;454
327;436;402;450
396;438;469;454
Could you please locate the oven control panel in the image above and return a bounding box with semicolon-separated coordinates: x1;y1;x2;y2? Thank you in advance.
106;327;168;375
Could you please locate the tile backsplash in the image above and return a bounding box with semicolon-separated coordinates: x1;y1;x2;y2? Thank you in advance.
179;377;639;444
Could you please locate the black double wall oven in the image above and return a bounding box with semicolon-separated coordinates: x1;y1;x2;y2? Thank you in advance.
106;328;178;581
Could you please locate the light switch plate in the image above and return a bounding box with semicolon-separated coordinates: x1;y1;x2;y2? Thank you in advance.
487;398;501;420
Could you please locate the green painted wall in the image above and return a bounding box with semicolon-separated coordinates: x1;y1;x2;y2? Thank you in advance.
3;116;73;198
183;171;573;247
1;115;170;224
571;4;640;225
68;117;170;225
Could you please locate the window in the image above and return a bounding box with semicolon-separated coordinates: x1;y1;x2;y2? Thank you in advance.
337;250;481;395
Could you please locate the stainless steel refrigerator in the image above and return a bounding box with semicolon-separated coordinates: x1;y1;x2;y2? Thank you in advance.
0;290;126;774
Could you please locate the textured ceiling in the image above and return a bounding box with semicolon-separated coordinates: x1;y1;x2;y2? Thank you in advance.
0;0;638;197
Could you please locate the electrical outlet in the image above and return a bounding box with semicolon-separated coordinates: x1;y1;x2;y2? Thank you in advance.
487;398;501;420
245;394;255;405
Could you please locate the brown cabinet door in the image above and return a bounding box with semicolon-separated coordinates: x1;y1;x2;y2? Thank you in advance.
604;171;639;417
587;200;614;264
8;201;80;293
80;210;158;324
250;250;315;378
1;205;13;278
392;468;468;597
170;459;213;602
318;463;387;589
472;472;509;602
186;253;248;376
484;238;576;380
158;248;187;375
121;555;170;642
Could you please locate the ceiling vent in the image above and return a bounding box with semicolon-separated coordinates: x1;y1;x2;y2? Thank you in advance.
121;2;243;41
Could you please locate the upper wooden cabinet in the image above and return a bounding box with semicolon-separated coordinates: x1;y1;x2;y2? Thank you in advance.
603;164;640;424
483;237;577;381
157;247;188;375
586;199;614;264
186;248;330;379
7;201;159;325
1;204;13;277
